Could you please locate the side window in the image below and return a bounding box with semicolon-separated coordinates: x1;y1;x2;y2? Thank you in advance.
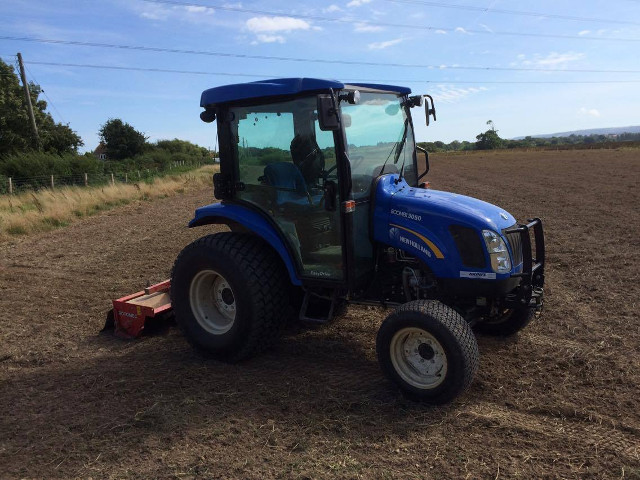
236;111;295;188
231;98;344;281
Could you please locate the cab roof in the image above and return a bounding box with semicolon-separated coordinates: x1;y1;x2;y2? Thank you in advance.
200;77;411;108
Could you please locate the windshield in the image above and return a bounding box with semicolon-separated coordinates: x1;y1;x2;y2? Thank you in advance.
341;91;416;197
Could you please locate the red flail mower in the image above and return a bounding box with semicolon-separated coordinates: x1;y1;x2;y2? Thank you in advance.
103;280;172;339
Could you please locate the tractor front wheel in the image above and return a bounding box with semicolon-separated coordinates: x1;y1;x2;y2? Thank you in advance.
376;300;479;404
171;233;289;362
475;307;534;336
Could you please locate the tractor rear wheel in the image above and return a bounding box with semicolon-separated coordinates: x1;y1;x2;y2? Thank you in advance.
171;233;289;362
376;300;479;404
476;307;534;336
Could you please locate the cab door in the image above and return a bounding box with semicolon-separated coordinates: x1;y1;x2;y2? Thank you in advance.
229;97;346;282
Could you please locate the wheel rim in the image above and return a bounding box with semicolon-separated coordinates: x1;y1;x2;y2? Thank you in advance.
389;327;448;389
189;269;236;335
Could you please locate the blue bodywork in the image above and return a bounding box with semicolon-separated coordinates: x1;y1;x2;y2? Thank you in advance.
372;175;520;280
190;203;302;286
201;77;411;108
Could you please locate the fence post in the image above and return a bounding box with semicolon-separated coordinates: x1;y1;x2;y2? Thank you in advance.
125;173;128;183
84;173;88;187
137;170;140;179
8;177;12;195
111;173;115;185
51;175;54;189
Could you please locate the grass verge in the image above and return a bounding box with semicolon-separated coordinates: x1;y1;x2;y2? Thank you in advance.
0;165;217;241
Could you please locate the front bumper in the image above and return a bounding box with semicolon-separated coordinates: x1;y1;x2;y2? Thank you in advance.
503;218;545;310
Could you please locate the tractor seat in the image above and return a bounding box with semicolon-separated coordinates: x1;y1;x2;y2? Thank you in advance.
263;162;322;207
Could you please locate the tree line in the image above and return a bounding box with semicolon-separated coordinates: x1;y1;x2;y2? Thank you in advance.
0;58;214;186
419;120;640;152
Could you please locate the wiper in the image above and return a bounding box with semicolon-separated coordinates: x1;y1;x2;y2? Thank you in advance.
377;117;409;180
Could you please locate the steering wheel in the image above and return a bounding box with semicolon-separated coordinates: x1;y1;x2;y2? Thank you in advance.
323;163;338;180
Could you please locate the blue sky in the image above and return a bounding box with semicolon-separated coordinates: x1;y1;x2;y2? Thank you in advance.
1;0;639;152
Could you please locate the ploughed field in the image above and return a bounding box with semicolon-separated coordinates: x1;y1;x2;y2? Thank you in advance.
0;149;638;479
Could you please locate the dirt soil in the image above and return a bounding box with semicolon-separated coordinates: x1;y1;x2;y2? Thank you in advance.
1;149;638;479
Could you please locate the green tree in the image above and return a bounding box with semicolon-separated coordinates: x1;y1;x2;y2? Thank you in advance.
475;120;504;150
0;59;83;156
99;118;147;160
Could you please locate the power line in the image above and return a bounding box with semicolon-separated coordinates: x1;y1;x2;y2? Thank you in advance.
383;0;640;26
2;36;639;73
142;0;640;42
24;63;67;124
22;60;640;84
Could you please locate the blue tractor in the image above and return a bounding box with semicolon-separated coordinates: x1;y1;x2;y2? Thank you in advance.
171;78;545;404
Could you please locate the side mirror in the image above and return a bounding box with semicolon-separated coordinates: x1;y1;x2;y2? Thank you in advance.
317;94;340;131
424;95;437;126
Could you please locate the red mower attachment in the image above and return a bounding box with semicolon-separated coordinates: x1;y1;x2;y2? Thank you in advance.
103;280;172;339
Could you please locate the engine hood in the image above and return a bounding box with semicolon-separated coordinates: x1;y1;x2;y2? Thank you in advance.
394;186;517;232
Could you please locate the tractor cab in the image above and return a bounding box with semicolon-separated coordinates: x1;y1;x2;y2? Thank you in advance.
199;79;435;296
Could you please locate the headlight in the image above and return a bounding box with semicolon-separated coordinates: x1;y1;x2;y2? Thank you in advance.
482;230;512;273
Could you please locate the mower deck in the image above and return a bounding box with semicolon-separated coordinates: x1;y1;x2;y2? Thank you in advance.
108;280;172;338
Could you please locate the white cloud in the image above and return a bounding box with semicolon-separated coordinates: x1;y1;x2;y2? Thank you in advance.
578;107;600;117
455;27;471;34
368;38;403;49
184;5;215;15
578;30;591;36
347;0;372;7
246;16;311;33
515;51;585;69
354;22;383;32
136;2;216;24
434;85;488;104
435;29;447;34
479;23;493;33
323;4;342;12
253;34;285;44
245;15;314;44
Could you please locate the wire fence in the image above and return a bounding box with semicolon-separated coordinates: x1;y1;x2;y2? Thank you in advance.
0;161;210;195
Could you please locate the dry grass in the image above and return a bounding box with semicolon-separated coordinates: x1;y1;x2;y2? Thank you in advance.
0;165;217;241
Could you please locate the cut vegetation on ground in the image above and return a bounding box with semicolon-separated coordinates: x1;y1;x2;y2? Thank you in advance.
0;149;638;479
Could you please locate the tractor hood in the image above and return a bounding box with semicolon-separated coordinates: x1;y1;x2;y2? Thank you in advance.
393;186;517;232
371;175;518;278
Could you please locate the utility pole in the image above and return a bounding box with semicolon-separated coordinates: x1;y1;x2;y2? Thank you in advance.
17;53;40;150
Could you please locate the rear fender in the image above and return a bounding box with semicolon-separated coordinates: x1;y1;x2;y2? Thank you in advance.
189;203;302;286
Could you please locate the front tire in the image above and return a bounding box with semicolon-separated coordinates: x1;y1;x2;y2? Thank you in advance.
376;300;479;404
171;233;289;362
476;307;534;336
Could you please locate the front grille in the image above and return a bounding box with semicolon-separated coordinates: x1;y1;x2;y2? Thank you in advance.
449;225;486;268
503;226;523;266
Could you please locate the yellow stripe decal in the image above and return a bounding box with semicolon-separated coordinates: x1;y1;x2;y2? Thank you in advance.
389;223;445;259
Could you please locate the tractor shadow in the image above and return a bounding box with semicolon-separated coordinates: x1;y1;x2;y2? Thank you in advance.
1;318;477;467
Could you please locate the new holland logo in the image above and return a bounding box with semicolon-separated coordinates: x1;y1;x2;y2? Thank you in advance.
399;235;432;258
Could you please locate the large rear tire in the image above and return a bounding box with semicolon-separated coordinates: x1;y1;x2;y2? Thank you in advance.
171;233;289;362
476;307;534;336
376;300;479;404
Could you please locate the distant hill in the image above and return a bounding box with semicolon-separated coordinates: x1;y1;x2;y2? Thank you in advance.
512;126;640;140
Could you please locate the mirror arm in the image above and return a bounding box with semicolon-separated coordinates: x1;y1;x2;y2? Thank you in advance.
416;145;430;180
